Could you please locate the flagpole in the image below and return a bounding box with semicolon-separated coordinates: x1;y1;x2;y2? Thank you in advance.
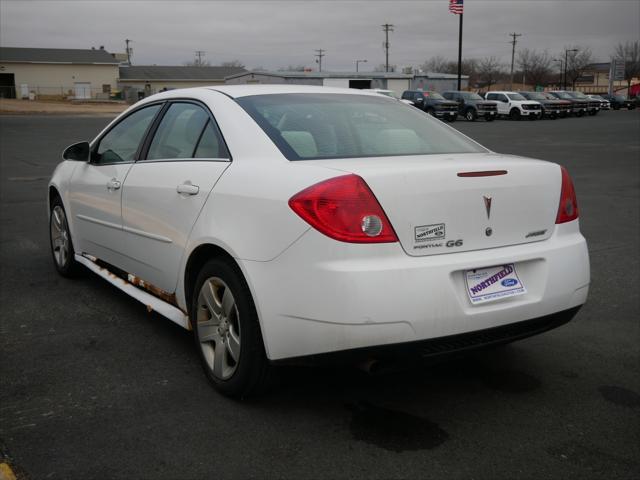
457;12;463;91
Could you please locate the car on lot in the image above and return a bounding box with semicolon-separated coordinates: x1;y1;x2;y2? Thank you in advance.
601;94;636;110
48;85;590;397
401;90;459;121
518;91;572;119
484;91;543;120
547;91;590;117
587;94;610;110
441;91;498;121
565;91;601;116
365;88;415;106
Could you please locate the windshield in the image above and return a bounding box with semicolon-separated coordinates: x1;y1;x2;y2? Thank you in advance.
237;93;486;160
553;92;573;99
424;92;445;100
460;92;483;100
523;92;546;100
542;93;559;100
507;93;526;101
571;91;588;98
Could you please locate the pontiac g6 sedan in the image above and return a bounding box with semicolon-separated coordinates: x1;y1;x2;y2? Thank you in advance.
48;86;590;397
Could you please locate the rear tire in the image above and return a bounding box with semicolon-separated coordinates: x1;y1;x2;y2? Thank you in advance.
49;197;82;277
191;257;271;398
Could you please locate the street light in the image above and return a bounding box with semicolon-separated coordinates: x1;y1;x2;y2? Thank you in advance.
355;59;367;72
554;59;563;88
564;48;578;90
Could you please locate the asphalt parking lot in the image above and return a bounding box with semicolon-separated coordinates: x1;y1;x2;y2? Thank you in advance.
1;110;639;479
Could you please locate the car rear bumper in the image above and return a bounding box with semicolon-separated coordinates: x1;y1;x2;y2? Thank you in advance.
242;221;590;360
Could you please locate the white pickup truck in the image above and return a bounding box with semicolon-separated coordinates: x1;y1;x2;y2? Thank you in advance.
485;91;543;120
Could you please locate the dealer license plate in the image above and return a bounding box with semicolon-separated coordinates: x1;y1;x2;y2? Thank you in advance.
464;264;526;304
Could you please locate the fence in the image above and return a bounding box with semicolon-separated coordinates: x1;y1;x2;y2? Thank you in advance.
0;85;121;101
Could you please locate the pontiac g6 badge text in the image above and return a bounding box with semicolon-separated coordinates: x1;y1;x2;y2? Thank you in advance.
483;195;492;219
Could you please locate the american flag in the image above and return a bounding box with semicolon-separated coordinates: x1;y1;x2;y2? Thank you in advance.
449;0;464;15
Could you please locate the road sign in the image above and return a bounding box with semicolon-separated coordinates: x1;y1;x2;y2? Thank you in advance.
613;59;626;81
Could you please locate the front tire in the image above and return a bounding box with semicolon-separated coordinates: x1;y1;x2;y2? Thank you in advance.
465;108;477;121
509;108;521;121
191;258;271;398
49;198;82;277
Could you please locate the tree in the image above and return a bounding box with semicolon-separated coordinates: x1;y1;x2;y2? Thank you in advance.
517;48;553;87
564;47;594;89
374;63;396;72
420;55;455;73
277;65;307;72
221;60;245;68
476;56;504;90
614;41;640;93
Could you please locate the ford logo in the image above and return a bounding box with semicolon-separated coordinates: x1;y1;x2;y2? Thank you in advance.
501;278;518;287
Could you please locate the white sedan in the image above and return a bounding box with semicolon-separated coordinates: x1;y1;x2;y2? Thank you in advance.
48;85;590;397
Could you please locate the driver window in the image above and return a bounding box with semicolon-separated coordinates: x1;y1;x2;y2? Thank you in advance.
94;105;161;164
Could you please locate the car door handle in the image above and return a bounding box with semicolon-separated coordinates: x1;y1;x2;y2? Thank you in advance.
177;183;199;195
106;178;121;190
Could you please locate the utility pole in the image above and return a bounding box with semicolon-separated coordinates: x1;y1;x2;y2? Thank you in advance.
554;59;563;88
382;23;394;72
314;49;325;72
125;39;133;65
355;59;367;72
509;32;522;90
195;50;206;66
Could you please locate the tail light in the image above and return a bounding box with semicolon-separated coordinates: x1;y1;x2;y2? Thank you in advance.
288;174;398;243
555;166;579;224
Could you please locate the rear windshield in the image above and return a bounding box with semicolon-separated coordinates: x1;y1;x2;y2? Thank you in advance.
236;93;485;160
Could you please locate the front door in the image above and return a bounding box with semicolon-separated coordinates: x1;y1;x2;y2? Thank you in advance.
67;104;162;267
119;102;231;292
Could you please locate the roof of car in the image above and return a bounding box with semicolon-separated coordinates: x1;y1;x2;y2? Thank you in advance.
186;84;391;99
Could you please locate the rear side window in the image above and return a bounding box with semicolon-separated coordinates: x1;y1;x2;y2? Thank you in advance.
194;120;230;159
237;93;485;160
147;103;210;160
94;104;161;164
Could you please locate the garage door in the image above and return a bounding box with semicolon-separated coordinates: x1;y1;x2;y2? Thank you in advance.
74;82;91;99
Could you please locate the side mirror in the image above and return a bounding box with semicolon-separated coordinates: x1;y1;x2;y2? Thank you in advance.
62;141;91;162
416;97;423;103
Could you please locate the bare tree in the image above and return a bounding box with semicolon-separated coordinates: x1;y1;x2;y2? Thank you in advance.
277;65;307;72
517;48;553;87
221;60;246;68
477;56;504;90
374;63;396;72
614;40;640;93
564;47;594;90
421;55;455;73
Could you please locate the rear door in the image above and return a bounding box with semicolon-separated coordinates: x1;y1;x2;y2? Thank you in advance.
119;101;231;293
68;103;162;267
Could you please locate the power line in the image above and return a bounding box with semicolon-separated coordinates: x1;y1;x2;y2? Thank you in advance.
314;49;325;72
509;32;522;90
382;23;394;72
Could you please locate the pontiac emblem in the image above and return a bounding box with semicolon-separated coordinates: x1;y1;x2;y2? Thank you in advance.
483;195;492;219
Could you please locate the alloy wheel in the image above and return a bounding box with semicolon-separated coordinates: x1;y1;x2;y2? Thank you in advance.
50;205;70;268
196;277;241;380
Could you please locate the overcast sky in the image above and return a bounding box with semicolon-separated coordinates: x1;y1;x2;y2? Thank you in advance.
1;0;639;71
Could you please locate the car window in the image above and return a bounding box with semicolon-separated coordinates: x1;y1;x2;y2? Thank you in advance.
94;105;161;164
237;93;486;161
194;119;230;159
499;94;509;102
147;103;209;160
